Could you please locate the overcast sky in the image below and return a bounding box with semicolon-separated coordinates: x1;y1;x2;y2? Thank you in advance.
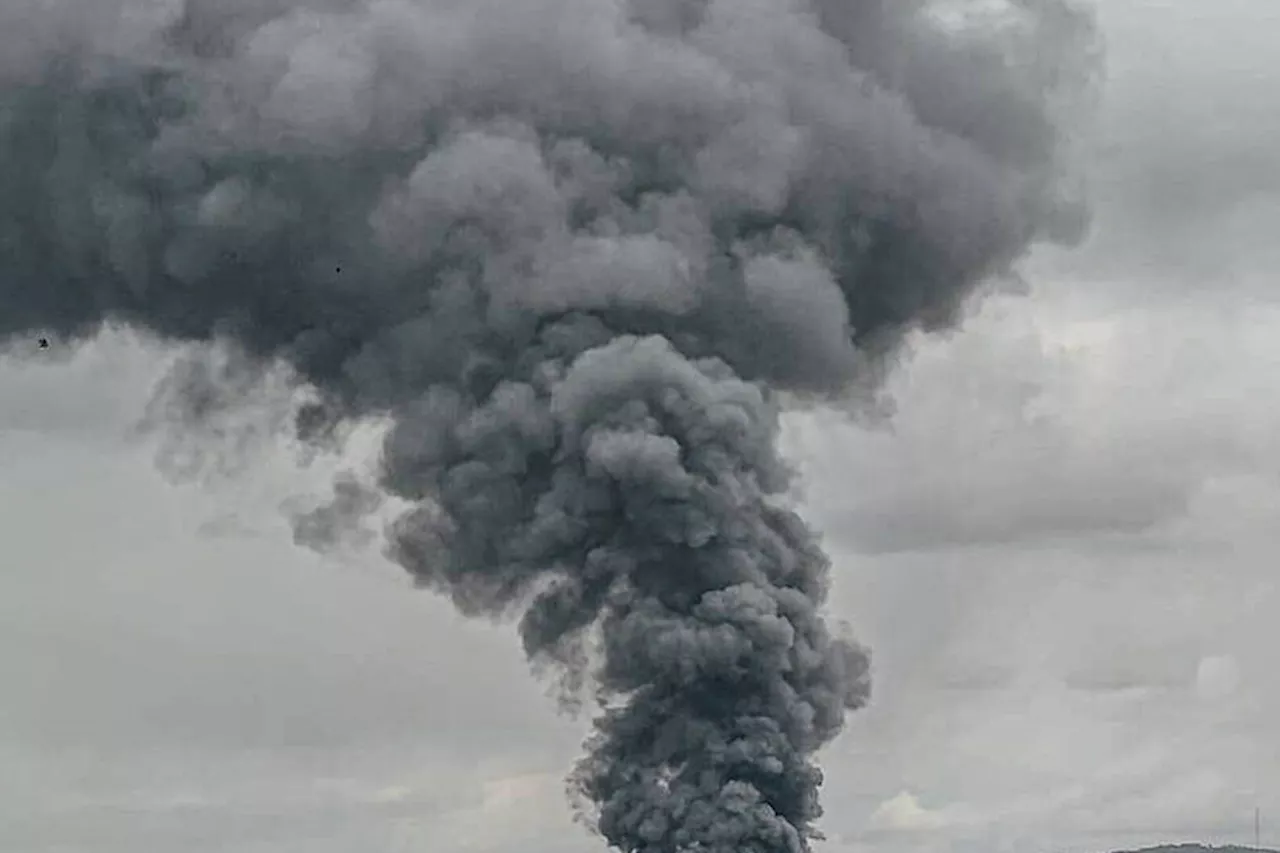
3;2;1279;852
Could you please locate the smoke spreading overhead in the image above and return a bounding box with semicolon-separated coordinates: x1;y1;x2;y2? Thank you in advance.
0;1;1096;850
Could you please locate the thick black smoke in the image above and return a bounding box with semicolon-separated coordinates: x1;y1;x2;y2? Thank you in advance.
0;1;1095;850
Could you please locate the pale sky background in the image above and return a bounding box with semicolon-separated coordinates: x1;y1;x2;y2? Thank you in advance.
2;2;1279;852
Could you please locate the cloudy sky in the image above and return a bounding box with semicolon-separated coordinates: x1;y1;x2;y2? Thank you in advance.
2;1;1279;852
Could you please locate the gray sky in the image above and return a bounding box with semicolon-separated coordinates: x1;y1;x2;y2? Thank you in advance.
3;1;1279;852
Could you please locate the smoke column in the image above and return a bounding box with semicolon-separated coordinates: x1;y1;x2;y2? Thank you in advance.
0;1;1095;850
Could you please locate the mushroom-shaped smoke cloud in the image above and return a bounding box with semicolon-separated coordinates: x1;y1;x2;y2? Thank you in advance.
0;1;1096;850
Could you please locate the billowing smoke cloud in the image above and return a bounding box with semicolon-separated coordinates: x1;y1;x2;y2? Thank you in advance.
0;1;1095;850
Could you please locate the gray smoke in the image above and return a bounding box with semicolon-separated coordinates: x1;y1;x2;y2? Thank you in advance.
0;1;1096;850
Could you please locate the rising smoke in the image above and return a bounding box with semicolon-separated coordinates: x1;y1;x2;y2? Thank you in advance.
0;1;1096;850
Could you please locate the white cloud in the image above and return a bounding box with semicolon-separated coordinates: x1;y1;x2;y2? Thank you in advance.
868;792;955;833
1195;656;1242;704
786;289;1280;556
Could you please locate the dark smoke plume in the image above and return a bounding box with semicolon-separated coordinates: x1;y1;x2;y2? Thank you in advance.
0;1;1096;850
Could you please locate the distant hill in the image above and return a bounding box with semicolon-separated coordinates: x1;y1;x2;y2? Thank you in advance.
1116;840;1274;845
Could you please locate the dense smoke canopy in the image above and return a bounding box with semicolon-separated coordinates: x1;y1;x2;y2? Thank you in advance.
0;1;1095;851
